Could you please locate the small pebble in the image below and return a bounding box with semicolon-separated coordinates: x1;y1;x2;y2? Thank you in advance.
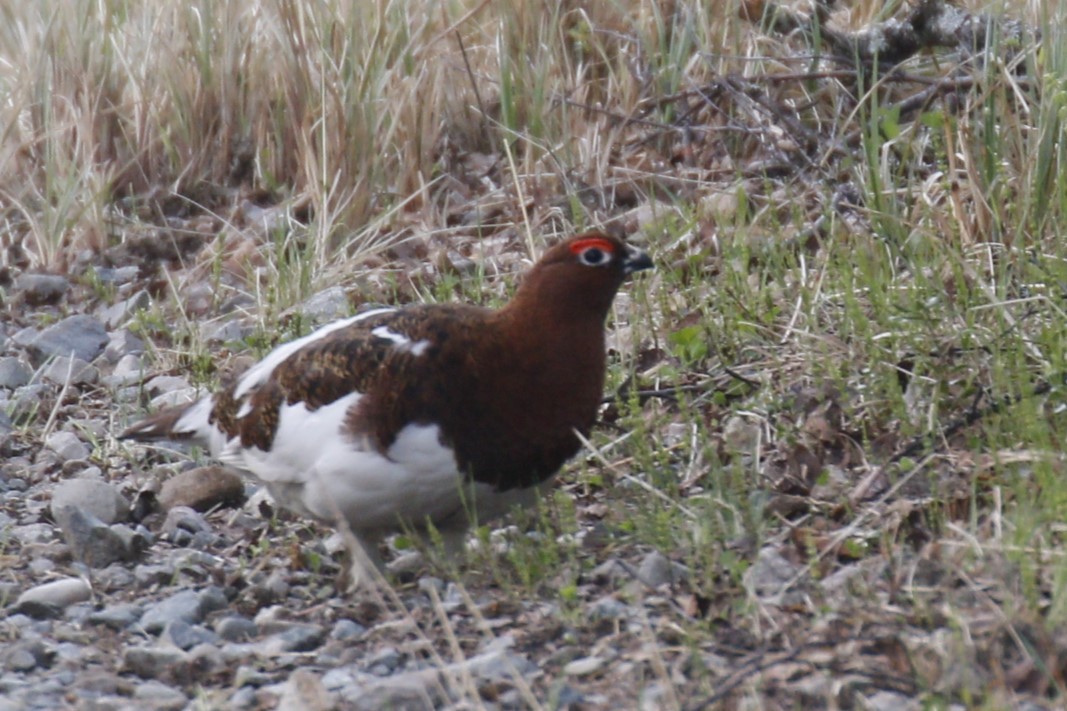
51;479;130;525
28;315;108;364
132;679;189;710
123;645;190;682
329;619;366;641
0;357;32;389
215;616;259;642
563;656;605;676
87;603;144;631
41;356;98;386
15;577;92;614
15;273;69;305
43;432;90;463
139;590;206;634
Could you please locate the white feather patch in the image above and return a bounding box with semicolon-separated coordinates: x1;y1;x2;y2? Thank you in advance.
173;396;231;457
219;391;363;474
234;308;395;400
371;325;431;356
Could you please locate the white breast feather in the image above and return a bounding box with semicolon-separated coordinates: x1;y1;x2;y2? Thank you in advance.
237;410;468;529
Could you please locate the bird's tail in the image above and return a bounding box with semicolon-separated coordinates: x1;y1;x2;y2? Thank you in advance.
119;395;217;445
119;404;198;441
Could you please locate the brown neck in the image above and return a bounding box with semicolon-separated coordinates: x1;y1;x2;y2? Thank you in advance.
486;279;609;433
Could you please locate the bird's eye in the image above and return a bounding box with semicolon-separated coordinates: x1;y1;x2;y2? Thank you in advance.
578;247;611;267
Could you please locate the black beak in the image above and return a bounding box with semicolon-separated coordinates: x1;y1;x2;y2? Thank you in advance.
622;244;654;275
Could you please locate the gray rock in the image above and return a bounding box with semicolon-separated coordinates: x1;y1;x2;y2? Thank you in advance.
54;505;139;568
639;682;673;711
636;550;688;588
92;564;136;592
41;356;99;385
228;687;258;709
251;570;290;605
298;286;350;322
43;431;90;462
15;273;69;305
133;563;177;588
8;523;56;545
554;685;587;708
14;577;92;615
339;684;433;711
563;656;604;676
132;679;188;710
139;590;206;634
253;605;295;634
1;639;54;671
438;250;477;276
27;556;55;576
10;384;44;421
109;523;151;560
365;646;401;675
74;670;135;695
233;664;274;688
266;624;327;654
589;595;629;620
103;353;146;387
28;315;109;363
590;557;630;584
330;647;534;710
161;506;211;541
219;293;257;314
145;374;191;395
63;462;102;478
51;479;130;525
122;645;190;682
100;289;151;329
863;691;917;711
181;283;214;316
198;586;229;616
214;616;258;642
201;320;251;345
150;387;198;410
416;576;445;596
161;620;219;650
159;466;245;512
275;669;337;711
187;643;226;676
744;546;803;601
10;326;39;350
0;357;33;389
330;619;366;641
93;265;139;285
87;603;144;630
104;330;145;362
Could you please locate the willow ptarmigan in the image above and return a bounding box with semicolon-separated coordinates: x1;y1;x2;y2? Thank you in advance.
121;233;652;585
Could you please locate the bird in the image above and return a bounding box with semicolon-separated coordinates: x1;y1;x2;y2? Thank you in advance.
121;233;653;587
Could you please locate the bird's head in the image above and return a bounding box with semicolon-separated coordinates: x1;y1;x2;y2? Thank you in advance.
508;233;653;321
